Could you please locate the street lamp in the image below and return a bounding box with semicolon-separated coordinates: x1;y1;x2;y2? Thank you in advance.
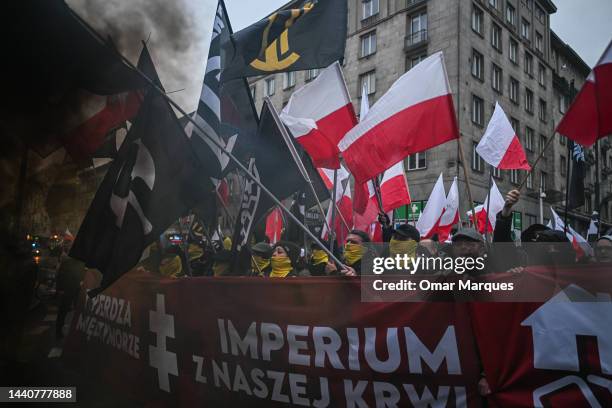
539;187;547;224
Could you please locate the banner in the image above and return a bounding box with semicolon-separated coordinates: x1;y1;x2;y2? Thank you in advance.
469;265;612;407
64;271;482;407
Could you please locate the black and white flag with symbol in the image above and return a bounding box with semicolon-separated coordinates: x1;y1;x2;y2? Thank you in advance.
568;141;586;210
71;46;214;296
186;0;258;179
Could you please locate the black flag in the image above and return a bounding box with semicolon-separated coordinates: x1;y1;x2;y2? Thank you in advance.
187;0;259;179
568;141;586;210
70;47;214;295
221;0;347;81
229;100;328;273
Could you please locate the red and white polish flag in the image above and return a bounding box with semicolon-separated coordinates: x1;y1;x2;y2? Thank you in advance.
438;176;460;242
476;102;531;170
265;207;283;244
380;160;411;213
322;181;354;245
317;166;350;190
467;180;505;234
550;208;593;258
280;62;357;169
557;39;612;146
338;52;459;183
416;173;446;238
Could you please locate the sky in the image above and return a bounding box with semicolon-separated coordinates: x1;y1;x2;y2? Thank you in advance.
70;0;611;114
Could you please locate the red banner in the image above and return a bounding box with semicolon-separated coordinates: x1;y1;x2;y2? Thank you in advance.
64;271;482;407
469;265;612;407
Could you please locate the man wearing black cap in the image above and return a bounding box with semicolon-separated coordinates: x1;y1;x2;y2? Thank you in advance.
251;242;273;276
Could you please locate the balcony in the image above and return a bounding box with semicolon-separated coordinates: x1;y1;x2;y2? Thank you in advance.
404;29;428;52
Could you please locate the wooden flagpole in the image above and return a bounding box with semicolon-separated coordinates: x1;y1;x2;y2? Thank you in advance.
457;139;480;231
68;10;346;268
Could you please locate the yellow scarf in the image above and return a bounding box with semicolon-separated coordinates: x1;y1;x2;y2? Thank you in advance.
188;244;203;261
269;256;293;278
251;255;270;276
311;249;328;265
159;255;182;278
344;243;364;266
212;261;230;276
389;238;417;258
223;237;232;250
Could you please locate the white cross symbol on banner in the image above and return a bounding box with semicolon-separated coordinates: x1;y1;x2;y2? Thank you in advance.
149;294;178;392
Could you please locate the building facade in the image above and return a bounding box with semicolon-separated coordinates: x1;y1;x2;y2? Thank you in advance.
249;0;612;235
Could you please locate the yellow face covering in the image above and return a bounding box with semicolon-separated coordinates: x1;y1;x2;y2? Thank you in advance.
188;244;203;261
212;261;230;277
251;256;270;276
344;243;364;266
311;249;328;266
389;238;417;258
223;237;232;250
269;256;293;278
159;255;182;278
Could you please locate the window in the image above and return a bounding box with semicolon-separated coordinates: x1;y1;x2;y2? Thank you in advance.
560;155;567;176
560;135;566;146
525;126;534;151
558;93;569;113
283;72;295;89
471;49;484;80
472;95;485;126
509;38;518;63
538;64;546;86
491;23;502;51
506;3;516;25
540;171;547;192
265;77;275;96
360;71;376;95
472;6;484;35
539;134;547;152
509;77;519;103
408;54;427;70
472;141;485;172
249;85;256;99
489;0;498;8
521;18;530;40
525;213;537;226
362;0;379;19
510;169;520;184
535;31;543;53
526;172;533;189
535;4;545;23
525;88;534;113
523;0;533;10
510;117;520;134
360;32;377;57
539;99;547;122
406;153;426;170
524;52;533;75
409;12;428;45
493;166;502;179
306;68;319;81
492;64;503;92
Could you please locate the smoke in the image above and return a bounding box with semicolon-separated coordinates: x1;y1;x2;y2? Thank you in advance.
67;0;215;111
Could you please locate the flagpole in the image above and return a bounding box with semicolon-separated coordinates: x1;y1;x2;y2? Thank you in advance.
563;142;572;234
516;133;554;191
485;167;494;242
457;139;479;231
265;98;334;235
373;177;385;214
67;10;347;268
329;169;338;251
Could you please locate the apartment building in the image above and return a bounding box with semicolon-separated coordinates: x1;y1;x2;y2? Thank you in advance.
249;0;611;235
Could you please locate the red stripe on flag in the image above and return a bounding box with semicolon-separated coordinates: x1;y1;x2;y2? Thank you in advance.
498;135;531;170
342;94;458;183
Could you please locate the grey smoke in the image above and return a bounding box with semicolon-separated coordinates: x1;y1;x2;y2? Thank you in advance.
67;0;215;111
